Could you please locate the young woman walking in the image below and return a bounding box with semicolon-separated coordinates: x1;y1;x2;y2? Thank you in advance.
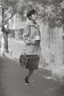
22;9;41;84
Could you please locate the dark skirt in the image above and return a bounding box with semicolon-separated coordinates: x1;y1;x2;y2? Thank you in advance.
19;55;40;70
26;55;40;70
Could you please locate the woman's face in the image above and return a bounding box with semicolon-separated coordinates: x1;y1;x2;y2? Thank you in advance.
31;12;38;21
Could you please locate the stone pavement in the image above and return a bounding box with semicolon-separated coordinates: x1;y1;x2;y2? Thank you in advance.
8;37;25;59
0;56;63;96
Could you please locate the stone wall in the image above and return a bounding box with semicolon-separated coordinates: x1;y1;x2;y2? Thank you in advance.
40;22;63;68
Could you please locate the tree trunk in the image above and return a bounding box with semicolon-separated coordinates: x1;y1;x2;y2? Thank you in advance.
3;33;9;53
2;7;9;53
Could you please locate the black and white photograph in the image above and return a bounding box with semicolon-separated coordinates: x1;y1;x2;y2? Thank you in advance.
0;0;64;96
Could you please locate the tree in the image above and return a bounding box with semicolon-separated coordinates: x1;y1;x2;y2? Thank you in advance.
1;0;19;53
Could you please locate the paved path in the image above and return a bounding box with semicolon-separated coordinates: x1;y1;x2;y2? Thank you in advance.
8;38;25;59
0;56;64;96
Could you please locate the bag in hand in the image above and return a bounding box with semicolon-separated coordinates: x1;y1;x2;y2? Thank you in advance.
19;55;28;68
26;55;40;70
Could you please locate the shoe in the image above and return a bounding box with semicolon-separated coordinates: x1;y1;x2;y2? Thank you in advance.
24;76;29;85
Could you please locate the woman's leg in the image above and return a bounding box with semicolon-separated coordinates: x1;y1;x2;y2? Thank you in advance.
27;70;34;78
25;70;34;84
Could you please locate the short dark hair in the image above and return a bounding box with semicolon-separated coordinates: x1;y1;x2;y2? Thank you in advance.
27;9;37;20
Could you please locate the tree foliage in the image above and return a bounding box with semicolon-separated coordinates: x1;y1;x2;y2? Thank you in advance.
1;0;18;25
1;0;64;28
